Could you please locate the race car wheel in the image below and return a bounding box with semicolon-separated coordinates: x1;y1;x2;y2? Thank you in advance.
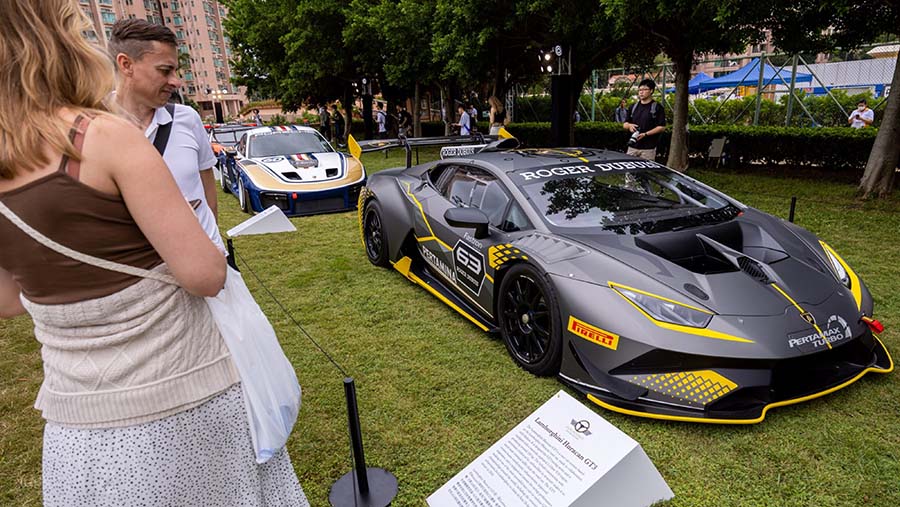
363;200;390;267
220;163;230;193
238;177;250;213
498;264;562;377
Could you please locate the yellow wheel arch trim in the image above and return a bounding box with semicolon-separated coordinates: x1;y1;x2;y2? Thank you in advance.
819;241;862;311
608;282;753;344
587;336;893;424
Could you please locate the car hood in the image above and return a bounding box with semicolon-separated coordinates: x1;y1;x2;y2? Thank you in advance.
250;152;347;183
551;210;849;317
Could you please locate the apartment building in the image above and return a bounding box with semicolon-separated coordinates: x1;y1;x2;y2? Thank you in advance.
79;0;246;122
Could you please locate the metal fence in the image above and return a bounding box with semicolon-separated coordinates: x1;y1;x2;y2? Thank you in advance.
576;44;897;128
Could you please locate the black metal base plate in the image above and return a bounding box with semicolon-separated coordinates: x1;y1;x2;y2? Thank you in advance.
329;467;398;507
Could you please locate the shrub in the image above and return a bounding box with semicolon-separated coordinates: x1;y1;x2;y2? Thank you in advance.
503;121;878;175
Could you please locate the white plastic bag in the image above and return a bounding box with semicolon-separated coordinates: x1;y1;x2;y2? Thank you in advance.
206;266;301;463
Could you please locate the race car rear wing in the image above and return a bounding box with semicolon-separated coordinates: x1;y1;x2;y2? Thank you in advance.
348;128;517;167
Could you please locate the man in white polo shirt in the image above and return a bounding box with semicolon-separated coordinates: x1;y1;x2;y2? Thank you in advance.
109;19;223;252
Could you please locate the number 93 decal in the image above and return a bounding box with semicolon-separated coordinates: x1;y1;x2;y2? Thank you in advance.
453;241;485;295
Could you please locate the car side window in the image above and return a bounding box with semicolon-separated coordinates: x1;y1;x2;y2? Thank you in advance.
237;134;247;155
441;166;523;230
443;167;480;207
499;202;532;232
428;164;454;188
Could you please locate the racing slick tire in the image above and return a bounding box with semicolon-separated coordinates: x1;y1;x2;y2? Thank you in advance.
238;177;251;214
363;200;390;268
220;163;230;193
497;264;563;377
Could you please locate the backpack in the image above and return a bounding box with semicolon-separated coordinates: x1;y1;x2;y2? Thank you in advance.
630;100;658;122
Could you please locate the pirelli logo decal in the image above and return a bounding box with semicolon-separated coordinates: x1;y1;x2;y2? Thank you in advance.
568;316;619;350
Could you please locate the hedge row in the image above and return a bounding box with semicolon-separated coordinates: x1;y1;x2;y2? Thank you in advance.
506;121;878;172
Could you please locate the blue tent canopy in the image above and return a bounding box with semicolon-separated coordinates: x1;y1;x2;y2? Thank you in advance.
665;72;713;94
698;58;812;91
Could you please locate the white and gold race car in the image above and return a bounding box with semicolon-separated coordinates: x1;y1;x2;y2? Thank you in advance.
223;125;366;216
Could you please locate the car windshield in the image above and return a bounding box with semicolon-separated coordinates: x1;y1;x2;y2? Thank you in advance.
515;162;737;234
211;130;246;146
249;131;333;157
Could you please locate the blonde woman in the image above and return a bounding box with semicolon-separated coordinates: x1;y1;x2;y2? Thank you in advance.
488;95;509;135
0;1;308;505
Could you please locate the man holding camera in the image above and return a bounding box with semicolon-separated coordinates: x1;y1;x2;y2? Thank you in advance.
623;79;666;161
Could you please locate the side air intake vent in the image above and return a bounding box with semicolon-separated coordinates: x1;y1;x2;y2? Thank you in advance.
737;256;771;284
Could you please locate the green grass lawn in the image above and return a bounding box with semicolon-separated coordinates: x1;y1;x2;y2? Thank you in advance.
2;149;899;506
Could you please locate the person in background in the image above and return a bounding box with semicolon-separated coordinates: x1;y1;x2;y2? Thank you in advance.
848;99;874;129
0;1;309;505
253;108;264;125
398;105;413;137
468;103;479;132
574;110;581;123
454;104;472;135
614;98;628;123
110;19;222;251
488;95;508;135
375;102;388;139
623;79;667;162
331;104;345;146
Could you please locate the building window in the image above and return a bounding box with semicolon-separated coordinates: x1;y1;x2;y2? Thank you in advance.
101;10;117;24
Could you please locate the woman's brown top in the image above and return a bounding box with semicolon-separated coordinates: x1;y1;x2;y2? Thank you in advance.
0;115;162;304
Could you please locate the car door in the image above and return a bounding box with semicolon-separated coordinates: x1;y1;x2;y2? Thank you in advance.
419;164;533;318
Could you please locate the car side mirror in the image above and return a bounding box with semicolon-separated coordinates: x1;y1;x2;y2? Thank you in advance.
444;207;490;239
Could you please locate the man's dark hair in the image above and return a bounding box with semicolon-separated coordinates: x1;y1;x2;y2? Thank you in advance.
857;99;867;105
253;108;260;114
108;19;177;62
639;78;656;90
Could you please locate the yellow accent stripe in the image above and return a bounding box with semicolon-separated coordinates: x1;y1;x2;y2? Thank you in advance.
404;182;452;251
609;282;712;314
485;273;494;284
587;337;893;424
770;283;831;350
608;282;752;343
390;257;489;331
819;241;862;311
542;148;589;163
612;289;753;343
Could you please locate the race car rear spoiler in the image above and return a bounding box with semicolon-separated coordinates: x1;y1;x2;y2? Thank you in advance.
348;128;518;167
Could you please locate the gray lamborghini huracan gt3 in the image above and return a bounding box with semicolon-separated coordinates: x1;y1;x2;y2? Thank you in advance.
357;144;892;423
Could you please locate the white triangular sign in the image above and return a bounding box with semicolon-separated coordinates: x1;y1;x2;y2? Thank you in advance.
427;390;673;507
227;206;296;237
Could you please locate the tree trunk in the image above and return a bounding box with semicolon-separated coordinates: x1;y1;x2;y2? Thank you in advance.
413;81;422;137
362;94;374;140
858;51;900;198
444;84;456;135
666;52;691;171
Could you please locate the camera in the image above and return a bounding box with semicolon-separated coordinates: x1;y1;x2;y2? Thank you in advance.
627;129;641;147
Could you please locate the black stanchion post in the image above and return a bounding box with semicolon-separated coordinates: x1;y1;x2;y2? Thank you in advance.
329;378;398;507
789;196;797;223
226;238;239;271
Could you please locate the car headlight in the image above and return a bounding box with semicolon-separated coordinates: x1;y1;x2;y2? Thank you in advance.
823;246;851;288
615;286;713;328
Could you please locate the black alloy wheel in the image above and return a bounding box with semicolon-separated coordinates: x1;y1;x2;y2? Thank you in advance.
497;264;562;376
363;200;390;267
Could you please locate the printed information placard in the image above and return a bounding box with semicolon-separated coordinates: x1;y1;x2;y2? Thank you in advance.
427;390;673;507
